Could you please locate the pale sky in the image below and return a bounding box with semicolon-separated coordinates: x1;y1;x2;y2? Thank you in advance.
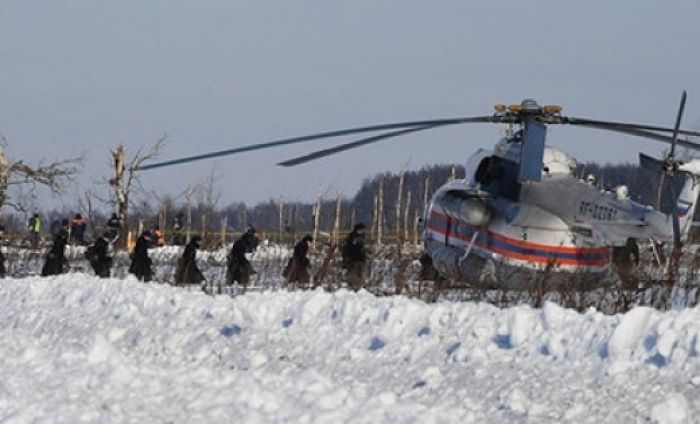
1;1;699;210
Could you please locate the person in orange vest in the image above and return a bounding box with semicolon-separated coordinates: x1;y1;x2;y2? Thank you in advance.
153;225;165;247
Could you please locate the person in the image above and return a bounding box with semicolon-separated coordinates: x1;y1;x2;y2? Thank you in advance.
27;213;41;248
171;213;185;246
86;232;113;278
107;213;121;240
244;224;259;251
174;234;204;286
613;237;640;282
0;225;6;278
153;225;165;247
283;234;313;288
41;220;69;276
71;213;87;244
341;223;367;291
49;219;62;238
226;226;258;293
129;230;154;281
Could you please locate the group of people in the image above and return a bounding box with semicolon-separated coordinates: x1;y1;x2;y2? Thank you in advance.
31;212;371;292
115;221;369;292
26;213;90;249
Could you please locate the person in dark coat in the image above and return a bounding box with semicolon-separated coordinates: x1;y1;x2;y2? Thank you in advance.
42;220;69;276
129;230;154;282
87;232;113;278
174;235;204;285
613;237;640;284
107;213;121;240
283;234;313;288
226;227;258;292
0;225;6;278
71;213;87;244
341;223;367;291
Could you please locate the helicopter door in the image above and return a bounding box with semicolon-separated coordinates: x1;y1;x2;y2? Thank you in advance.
474;156;521;201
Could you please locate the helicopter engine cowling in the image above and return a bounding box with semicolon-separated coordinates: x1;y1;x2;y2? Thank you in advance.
441;195;492;227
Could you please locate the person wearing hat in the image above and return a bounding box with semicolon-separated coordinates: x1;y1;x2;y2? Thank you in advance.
243;225;259;252
129;230;154;281
283;234;313;288
174;234;204;286
106;213;121;240
341;223;367;291
86;231;113;278
41;220;69;276
226;228;258;293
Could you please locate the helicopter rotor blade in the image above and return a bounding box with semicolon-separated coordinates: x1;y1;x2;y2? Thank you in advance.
668;91;687;250
277;124;442;167
277;116;498;166
137;116;494;171
564;121;700;151
564;114;700;139
669;90;687;161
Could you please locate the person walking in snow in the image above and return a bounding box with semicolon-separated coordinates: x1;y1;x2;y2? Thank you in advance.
86;231;113;278
341;223;367;291
42;219;69;276
226;226;258;292
106;213;121;240
70;213;87;244
174;234;204;286
283;234;313;288
129;230;154;282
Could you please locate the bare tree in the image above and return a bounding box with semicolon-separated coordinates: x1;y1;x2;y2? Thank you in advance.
197;168;221;245
0;145;82;214
109;136;166;244
76;189;97;237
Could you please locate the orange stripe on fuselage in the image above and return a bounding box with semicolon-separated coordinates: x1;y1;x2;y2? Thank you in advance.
428;210;611;267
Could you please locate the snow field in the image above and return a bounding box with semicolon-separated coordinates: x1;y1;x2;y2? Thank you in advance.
0;275;698;423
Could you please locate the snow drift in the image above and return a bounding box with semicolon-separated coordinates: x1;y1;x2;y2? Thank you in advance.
0;275;698;423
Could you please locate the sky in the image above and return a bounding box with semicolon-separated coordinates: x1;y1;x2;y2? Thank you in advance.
1;1;700;211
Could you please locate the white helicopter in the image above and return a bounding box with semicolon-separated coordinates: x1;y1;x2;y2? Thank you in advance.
140;92;700;289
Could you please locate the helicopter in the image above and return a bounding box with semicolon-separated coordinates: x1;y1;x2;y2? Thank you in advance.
139;92;700;289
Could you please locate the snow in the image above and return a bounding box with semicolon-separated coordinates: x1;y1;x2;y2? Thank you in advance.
0;275;699;422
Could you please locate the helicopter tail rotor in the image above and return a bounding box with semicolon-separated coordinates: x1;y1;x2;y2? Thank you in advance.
667;91;687;250
639;92;690;251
